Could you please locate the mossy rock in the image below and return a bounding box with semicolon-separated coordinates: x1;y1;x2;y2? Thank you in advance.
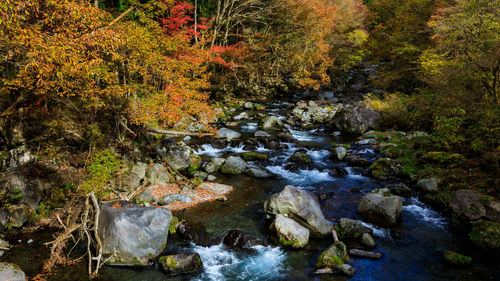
242;152;268;161
469;220;500;251
278;237;301;249
289;151;311;164
368;158;402;180
315;242;348;268
443;250;472;266
169;216;179;234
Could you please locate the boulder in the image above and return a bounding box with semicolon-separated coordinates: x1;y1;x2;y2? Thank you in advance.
450;189;500;222
332;147;347;161
165;142;201;172
289;150;311;164
233;112;249;121
315;242;348;268
261;116;284;130
328;167;348;177
332;105;380;134
416;178;439;193
98;201;172;266
0;171;43;210
148;163;171;185
254;130;271;138
160;194;194;205
204;158;225;173
346;155;371;167
368;158;402;180
223;230;267;249
264;185;333;237
133;189;155;204
0;263;26;281
274;214;309;249
218;128;241;141
191;170;208;181
357;188;403;227
1;146;34;169
246;165;273;178
220;156;247;174
0;206;29;229
385;183;412;197
337;218;373;240
361;233;376;248
158;253;203;276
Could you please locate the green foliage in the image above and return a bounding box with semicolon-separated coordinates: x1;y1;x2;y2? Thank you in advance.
79;149;122;198
469;220;500;251
278;237;301;248
443;250;472;265
242;152;268;161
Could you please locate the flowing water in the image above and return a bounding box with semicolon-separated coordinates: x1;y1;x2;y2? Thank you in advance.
3;101;500;281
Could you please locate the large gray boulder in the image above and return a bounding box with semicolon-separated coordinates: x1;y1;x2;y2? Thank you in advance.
218;128;241;141
165;142;201;171
261;116;284;130
416;178;439;193
264;185;333;237
357;188;403;227
204;157;225;173
449;189;500;222
220;156;247;174
98;201;172;266
332;105;380;134
273;214;309;248
147;163;171;185
0;262;26;281
158;253;203;276
113;162;147;193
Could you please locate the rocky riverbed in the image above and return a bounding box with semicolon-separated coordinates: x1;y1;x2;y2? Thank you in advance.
1;93;500;280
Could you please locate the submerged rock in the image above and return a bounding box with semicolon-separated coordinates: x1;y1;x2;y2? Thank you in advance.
223;230;267;249
357;188;403;227
158;253;203;276
0;262;26;281
98;201;172;266
220;156;247;174
332;105;380;134
273;214;309;249
264;185;333;237
315;242;348;268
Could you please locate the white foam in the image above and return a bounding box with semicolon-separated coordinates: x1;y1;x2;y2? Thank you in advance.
345;167;368;180
360;221;390;238
192;244;287;281
307;149;330;162
241;122;258;132
255;144;271;152
402;198;447;228
195;143;248;157
266;165;334;185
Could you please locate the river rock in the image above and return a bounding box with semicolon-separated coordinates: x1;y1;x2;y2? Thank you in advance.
332;147;347;161
220;156;247;174
449;189;500;222
332;105;380;134
328;167;348;177
233;112;249;121
264;185;333;237
346;155;371;166
0;262;26;281
223;230;267;249
261;116;284;130
357;188;403;227
368;158;402;180
98;201;172;266
416;178;439;193
349;248;382;259
242;152;268;161
337;218;373;240
148;163;171;185
165;142;201;171
160;194;194;205
158;253;203;276
254;130;271;138
134;189;155;204
315;242;348;268
385;183;412;197
273;214;309;249
197;182;233;195
204;157;225;173
314;264;356;277
218;128;241;141
289;150;311;164
246;165;273;178
361;233;376;248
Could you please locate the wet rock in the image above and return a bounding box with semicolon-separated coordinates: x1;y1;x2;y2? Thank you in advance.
416;178;439;193
315;242;348;268
289;150;311;164
332;105;380;134
314;264;355;277
469;220;500;251
261;116;284;130
98;201;172;266
204;157;225;174
223;230;267;249
191;171;208;181
233;112;249;121
328;167;348;177
357;188;403;227
133;189;155;204
160;194;194;205
385;183;412;197
332;146;347;161
254;130;271;138
264;185;333;237
356;138;377;145
337;218;373;240
148;163;171;185
0;262;26;281
273;214;309;249
165;142;201;172
368;158;402;180
361;233;376;248
218;128;241;141
242;152;268;161
450;189;500;222
349;248;382;259
220;156;247;174
346;155;371;167
158;253;203;276
443;250;472;266
246;165;273;178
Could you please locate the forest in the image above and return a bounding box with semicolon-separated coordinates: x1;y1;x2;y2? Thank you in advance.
0;0;499;280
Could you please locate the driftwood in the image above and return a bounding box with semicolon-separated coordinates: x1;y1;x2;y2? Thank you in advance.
348;249;382;259
147;127;214;137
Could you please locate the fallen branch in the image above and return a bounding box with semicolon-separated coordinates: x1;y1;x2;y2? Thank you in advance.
147;127;214;137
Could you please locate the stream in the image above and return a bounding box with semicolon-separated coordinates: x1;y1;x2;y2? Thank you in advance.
3;99;500;280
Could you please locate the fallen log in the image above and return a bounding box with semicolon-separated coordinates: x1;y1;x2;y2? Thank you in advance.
349;248;382;259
